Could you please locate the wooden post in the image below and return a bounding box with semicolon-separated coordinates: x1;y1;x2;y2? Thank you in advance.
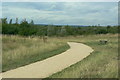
43;36;48;43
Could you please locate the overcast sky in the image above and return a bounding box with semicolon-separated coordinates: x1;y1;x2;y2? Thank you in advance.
1;0;119;2
2;2;118;26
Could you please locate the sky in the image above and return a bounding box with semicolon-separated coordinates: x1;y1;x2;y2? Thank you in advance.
1;0;119;2
1;2;118;26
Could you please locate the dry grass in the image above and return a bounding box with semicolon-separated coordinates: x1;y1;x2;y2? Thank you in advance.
2;34;118;78
49;34;118;78
2;35;69;72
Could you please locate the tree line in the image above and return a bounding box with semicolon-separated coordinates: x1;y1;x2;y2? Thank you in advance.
1;18;118;37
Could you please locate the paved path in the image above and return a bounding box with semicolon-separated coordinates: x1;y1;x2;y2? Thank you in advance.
2;42;94;78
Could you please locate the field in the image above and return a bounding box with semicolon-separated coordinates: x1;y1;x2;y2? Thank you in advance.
2;35;69;72
49;34;118;78
2;34;118;78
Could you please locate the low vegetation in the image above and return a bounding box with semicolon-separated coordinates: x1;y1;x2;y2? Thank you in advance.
3;34;118;78
49;34;118;78
2;35;70;72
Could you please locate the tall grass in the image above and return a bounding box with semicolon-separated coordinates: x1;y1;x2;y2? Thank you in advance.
49;34;118;78
2;35;70;72
2;34;118;78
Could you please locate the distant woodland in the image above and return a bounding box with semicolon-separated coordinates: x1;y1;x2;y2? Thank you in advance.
1;18;118;36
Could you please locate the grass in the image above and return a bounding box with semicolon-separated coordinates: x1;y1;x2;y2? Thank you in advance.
2;35;70;72
2;34;118;78
49;34;118;78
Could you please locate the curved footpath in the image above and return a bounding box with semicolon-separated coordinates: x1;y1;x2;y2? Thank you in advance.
2;42;94;78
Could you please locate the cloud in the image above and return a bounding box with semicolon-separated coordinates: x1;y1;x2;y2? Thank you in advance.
2;2;118;26
0;3;2;18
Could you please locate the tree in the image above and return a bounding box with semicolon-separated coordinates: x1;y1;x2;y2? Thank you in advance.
60;26;66;36
19;19;30;36
47;25;55;36
9;19;12;24
20;19;29;27
30;20;34;25
96;27;108;34
64;25;71;35
15;18;18;24
98;24;100;26
1;18;7;24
